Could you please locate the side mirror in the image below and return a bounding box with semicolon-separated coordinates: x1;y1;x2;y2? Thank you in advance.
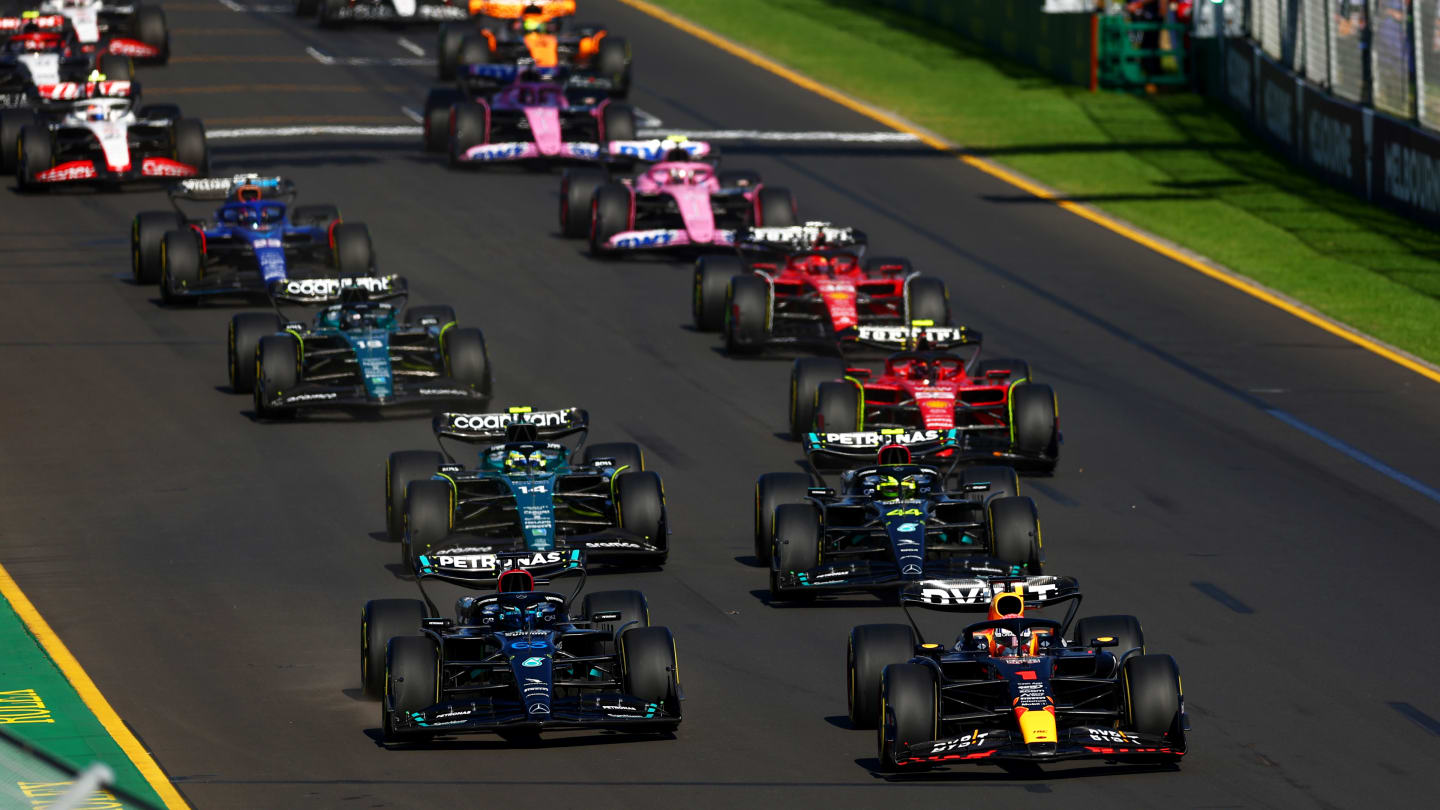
590;611;622;622
1088;636;1119;648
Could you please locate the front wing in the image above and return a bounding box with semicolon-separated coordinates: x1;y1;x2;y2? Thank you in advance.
775;558;1022;594
389;694;679;736
898;725;1184;766
420;530;666;564
263;379;489;410
601;228;737;251
30;156;200;186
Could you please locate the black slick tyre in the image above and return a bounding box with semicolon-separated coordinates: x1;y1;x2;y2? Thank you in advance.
615;471;666;565
754;186;797;226
135;5;169;62
97;53;133;80
722;274;768;354
588;183;630;255
987;495;1042;573
448;100;488;167
619;625;678;705
692;255;741;332
131;211;183;284
594;36;629;84
905;276;949;324
0;109;37;175
442;327;491;397
228;313;282;394
878;663;938;771
814;381;860;433
1123;654;1183;741
457;34;491;68
159;229;201;305
16;125;52;191
253;334;299;420
580;442;644;472
422;88;460;153
383;636;438;741
404;479;454;566
957;466;1020;502
601;103;636;142
754;472;811;566
362;599;424;699
1010;382;1058;469
769;503;820;601
848;624;916;729
790;357;847;438
560;168;606;238
386;451;444;540
172;118;207;172
331;223;373;275
436;23;465;80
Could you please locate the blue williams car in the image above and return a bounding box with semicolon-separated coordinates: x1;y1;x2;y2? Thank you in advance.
227;274;493;419
385;407;669;569
128;173;375;305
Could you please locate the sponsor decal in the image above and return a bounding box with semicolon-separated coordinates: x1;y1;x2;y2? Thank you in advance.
0;689;53;725
585;541;641;549
1088;728;1132;744
281;276;394;297
419;388;471;397
36;162;97;183
520;657;545;667
1383;142;1440;216
933;729;989;752
819;429;941;447
1307;108;1353;180
1260;77;1293;146
612;230;677;249
286;393;339;402
436;550;568;571
140;157;198;178
528;703;550;714
463;143;531;161
919;580;1059;605
746;223;857;245
601;704;637;711
447;411;570;431
857;325;966;344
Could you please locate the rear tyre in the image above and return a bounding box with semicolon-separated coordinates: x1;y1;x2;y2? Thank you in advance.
362;599;424;699
878;663;938;771
172;118;208;173
448;100;488;167
383;636;438;741
580;442;644;472
254;335;299;420
436;23;465;80
289;204;340;230
131;211;184;284
404;479;454;566
957;466;1020;502
159;229;201;306
615;471;666;565
754;186;797;226
769;503;820;601
754;472;811;566
442;327;491;397
905;276;949;324
1010;383;1058;468
228;313;282;394
619;626;678;704
16;125;52;191
588;183;631;255
1123;654;1183;741
386;451;444;540
814;381;859;433
848;624;916;729
423;88;461;153
692;255;741;332
331;223;373;275
97;53;134;81
0;109;38;175
403;305;456;328
789;357;847;438
560;168;606;238
987;495;1042;573
1073;614;1145;671
135;5;169;62
594;36;630;85
580;589;650;641
722;274;769;354
601;103;637;142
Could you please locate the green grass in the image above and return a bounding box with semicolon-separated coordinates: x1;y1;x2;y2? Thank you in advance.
645;0;1440;364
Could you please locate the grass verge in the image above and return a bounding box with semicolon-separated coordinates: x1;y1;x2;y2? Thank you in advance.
638;0;1440;366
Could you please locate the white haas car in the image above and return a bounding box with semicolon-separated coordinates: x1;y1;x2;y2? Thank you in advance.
297;0;467;28
15;91;206;190
38;0;169;63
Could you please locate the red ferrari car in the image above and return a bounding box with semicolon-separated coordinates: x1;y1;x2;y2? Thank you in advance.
691;222;950;355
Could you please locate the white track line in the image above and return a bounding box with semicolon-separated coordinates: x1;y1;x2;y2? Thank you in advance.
397;37;426;57
304;45;427;67
216;0;246;10
633;107;663;128
304;46;335;66
400;106;423;123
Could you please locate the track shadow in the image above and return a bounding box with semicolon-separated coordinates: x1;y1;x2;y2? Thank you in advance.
750;588;891;608
364;726;676;751
341;688;366;702
824;715;856;730
733;555;764;568
856;756;1181;782
368;531;391;544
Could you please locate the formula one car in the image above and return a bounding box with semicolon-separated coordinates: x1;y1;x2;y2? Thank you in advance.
436;1;630;96
757;434;1043;596
0;11;136;92
389;407;669;569
129;174;372;304
847;578;1186;770
786;324;1060;472
13;91;204;190
362;559;681;742
690;222;951;355
35;0;169;63
578;154;798;256
299;0;468;28
236;275;493;419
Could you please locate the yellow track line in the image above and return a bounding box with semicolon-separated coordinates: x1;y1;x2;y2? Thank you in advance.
0;563;190;809
615;0;1440;386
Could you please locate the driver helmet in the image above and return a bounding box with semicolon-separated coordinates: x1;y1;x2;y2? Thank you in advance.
874;474;918;501
236;205;264;229
667;165;695;184
908;358;940;383
81;102;105;122
982;591;1029;657
504;449;548;473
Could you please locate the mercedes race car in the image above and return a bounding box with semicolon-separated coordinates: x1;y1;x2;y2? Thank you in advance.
576;156;798;256
36;0;169;63
12;90;204;190
362;559;681;743
848;578;1186;770
129;174;373;304
234;276;493;419
388;407;669;569
690;222;952;355
756;434;1043;598
298;0;468;29
436;1;630;96
786;324;1060;472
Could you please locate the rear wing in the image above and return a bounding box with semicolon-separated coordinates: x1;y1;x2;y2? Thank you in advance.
414;548;585;587
0;13;67;29
738;222;867;252
804;428;960;466
459;63;617;92
434;407;588;443
606;138;712;162
851;322;982;351
33;80;135;101
169;174;294;202
900;575;1083;637
267;274;407;305
472;0;576;20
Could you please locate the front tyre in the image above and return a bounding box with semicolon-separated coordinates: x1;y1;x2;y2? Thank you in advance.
877;663;938;771
619;625;678;707
159;229;201;306
386;451;444;540
754;472;811;566
722;274;769;354
1010;382;1058;470
789;357;847;439
987;495;1042;573
332;223;374;276
769;502;820;602
383;636;438;742
228;313;282;394
1123;654;1184;747
131;211;184;284
588;183;631;255
560;168;607;238
615;471;666;566
754;186;797;226
404;479;454;567
692;255;741;332
362;599;424;699
442;327;491;398
254;334;300;420
905;276;949;325
848;624;916;729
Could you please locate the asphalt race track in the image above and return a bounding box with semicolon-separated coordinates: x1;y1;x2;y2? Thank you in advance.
1;2;1438;807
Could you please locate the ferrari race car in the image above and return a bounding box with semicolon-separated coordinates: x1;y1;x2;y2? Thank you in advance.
756;434;1043;597
423;65;668;165
570;156;798;256
35;0;169;62
234;275;493;418
11;91;204;190
129;174;373;304
436;0;630;96
389;407;669;569
361;560;681;743
690;222;952;355
298;0;468;28
848;578;1187;770
786;324;1060;472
